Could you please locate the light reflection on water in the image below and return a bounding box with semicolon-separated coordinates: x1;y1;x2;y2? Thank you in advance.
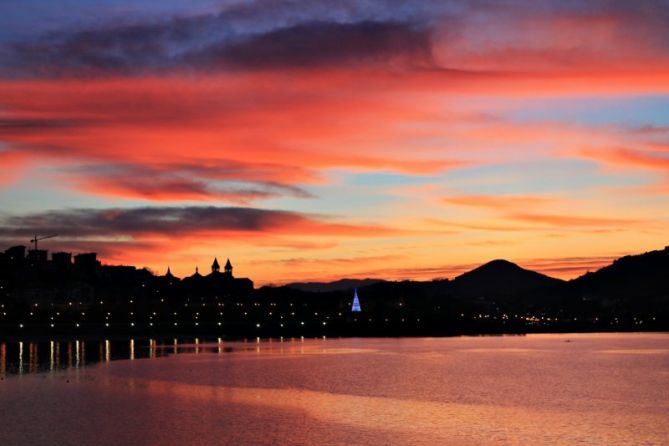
1;334;668;445
1;338;195;376
0;336;329;376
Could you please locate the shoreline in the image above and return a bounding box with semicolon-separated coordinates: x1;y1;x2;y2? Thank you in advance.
1;328;667;343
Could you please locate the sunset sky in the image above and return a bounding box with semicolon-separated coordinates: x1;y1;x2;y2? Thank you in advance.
0;0;668;284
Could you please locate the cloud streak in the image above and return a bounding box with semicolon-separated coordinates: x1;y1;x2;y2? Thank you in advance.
507;212;647;228
4;20;435;77
64;163;315;203
443;194;556;210
0;206;403;240
581;147;669;171
188;21;434;70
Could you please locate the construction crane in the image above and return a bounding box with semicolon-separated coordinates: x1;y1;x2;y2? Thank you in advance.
30;234;57;251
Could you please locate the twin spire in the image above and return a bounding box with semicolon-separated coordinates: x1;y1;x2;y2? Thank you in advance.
211;257;233;275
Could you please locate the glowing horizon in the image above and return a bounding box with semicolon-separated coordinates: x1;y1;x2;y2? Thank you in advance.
1;0;668;285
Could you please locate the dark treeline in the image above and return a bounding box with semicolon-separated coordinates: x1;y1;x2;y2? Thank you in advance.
0;244;668;338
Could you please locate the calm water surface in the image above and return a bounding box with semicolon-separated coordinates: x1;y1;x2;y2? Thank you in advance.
1;333;668;445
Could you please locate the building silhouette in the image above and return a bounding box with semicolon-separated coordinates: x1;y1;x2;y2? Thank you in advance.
3;245;26;269
51;252;72;269
74;253;100;271
202;257;253;294
27;249;48;266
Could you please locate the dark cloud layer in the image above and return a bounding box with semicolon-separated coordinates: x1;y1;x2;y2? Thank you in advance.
66;163;315;202
0;118;89;132
191;21;433;70
2;15;434;77
0;206;398;246
0;206;313;238
0;206;402;264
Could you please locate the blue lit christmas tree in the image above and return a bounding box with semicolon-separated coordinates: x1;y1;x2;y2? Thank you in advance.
351;288;362;312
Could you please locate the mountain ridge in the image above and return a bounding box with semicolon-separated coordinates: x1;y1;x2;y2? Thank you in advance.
281;247;668;306
285;278;386;293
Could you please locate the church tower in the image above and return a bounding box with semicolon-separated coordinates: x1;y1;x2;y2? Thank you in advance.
224;258;233;277
211;257;220;273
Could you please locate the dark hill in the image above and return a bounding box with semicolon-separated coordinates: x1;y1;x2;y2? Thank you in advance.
569;246;669;305
451;259;564;297
285;278;385;293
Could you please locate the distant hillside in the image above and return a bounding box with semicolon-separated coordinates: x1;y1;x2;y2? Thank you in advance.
285;278;385;293
451;259;564;297
569;246;669;303
284;260;565;297
278;248;669;316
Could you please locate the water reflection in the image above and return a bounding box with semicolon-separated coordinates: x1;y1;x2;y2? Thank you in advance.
29;342;37;374
18;341;23;374
0;337;326;377
0;342;5;378
1;335;668;446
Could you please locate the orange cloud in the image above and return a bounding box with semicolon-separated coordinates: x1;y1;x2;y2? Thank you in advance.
0;75;467;203
0;149;29;186
581;147;669;171
507;212;647;228
443;194;556;210
519;255;621;278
